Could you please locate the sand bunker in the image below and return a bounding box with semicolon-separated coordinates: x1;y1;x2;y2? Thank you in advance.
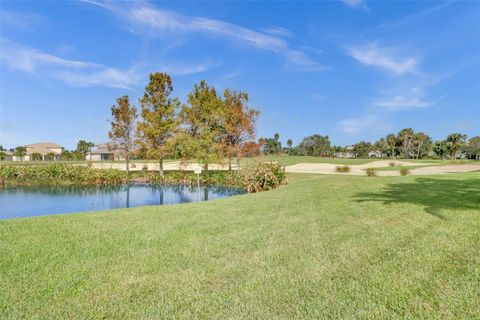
285;160;480;176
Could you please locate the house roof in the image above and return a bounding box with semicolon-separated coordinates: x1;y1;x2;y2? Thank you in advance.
25;142;63;148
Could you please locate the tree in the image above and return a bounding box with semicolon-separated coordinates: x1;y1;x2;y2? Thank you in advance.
222;89;259;170
181;80;224;171
109;95;138;174
411;132;431;159
466;136;480;160
31;152;43;161
298;134;330;157
0;151;6;160
446;133;467;159
374;138;389;157
13;146;26;161
45;152;56;161
386;134;397;158
263;134;282;155
76;140;95;159
353;141;372;157
137;72;180;176
432;140;448;161
397;128;414;159
287;139;293;155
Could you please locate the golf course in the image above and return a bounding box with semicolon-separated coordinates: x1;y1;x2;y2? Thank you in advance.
1;170;479;319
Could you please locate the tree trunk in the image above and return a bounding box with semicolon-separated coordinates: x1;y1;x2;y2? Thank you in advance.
159;157;164;177
126;154;130;175
236;150;241;172
228;156;232;171
204;163;209;172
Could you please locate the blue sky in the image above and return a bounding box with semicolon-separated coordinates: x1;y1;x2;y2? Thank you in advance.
0;0;479;149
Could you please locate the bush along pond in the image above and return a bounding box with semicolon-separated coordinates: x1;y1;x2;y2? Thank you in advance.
0;162;287;218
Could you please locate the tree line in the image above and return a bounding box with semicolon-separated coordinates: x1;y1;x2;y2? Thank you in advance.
261;130;480;160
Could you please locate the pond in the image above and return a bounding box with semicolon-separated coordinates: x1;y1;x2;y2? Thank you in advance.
0;184;246;219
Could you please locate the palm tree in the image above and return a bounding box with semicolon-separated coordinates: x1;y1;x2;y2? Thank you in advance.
386;134;397;158
446;133;467;160
287;139;293;155
397;128;414;159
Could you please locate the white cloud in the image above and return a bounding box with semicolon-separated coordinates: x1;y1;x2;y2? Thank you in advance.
0;38;219;88
347;43;419;75
0;38;140;89
84;1;327;71
374;87;439;111
342;0;370;12
339;115;388;134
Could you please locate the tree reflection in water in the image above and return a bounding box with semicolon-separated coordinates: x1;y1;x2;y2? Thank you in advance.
1;184;246;219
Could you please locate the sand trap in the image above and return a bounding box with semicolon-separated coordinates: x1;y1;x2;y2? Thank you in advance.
285;160;480;176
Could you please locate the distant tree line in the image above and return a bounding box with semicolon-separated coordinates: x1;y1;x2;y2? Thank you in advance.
261;129;480;160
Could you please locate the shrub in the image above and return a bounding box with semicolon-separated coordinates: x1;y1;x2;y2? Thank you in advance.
142;164;149;171
130;163;136;168
0;163;128;187
242;161;287;193
335;165;350;173
145;170;243;187
389;161;396;167
400;168;410;176
365;168;377;177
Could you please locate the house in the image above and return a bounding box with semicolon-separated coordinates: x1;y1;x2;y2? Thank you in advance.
85;144;114;161
12;142;64;161
334;145;356;158
368;150;384;158
85;143;125;161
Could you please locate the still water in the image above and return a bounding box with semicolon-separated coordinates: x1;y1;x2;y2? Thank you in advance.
0;184;246;219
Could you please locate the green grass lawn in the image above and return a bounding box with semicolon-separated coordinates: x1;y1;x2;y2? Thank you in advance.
1;173;479;318
245;155;478;166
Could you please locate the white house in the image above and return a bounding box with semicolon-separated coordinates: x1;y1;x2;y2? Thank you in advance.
368;150;384;158
334;145;356;158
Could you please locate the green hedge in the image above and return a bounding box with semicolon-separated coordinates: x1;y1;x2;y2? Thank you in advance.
0;164;128;187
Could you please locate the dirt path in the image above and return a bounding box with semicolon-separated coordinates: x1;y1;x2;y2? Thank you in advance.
285;160;480;176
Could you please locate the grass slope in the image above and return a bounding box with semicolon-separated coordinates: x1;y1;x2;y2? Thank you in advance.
1;173;479;319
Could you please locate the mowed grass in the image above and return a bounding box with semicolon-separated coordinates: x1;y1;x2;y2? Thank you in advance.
244;155;478;166
1;173;480;319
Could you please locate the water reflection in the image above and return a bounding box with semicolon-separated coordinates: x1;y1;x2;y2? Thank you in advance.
0;184;246;219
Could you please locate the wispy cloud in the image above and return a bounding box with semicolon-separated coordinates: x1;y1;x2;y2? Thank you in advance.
0;38;140;89
84;0;327;72
347;43;418;75
0;10;44;30
339;114;388;134
373;87;441;111
341;0;371;12
261;26;292;38
375;0;456;30
0;38;219;88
